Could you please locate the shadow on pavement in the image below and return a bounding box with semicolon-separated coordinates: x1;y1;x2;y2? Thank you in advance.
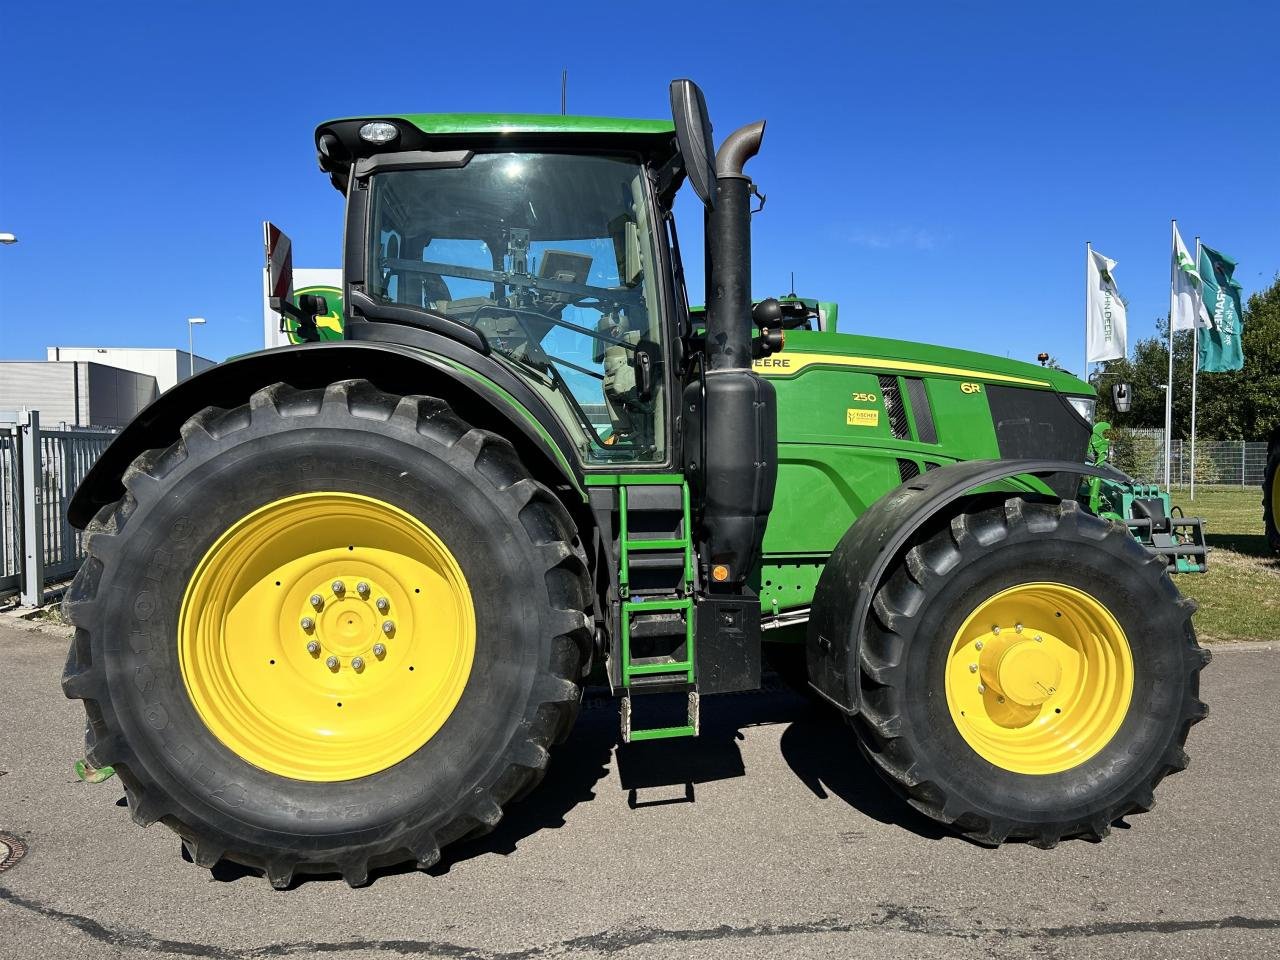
191;671;944;887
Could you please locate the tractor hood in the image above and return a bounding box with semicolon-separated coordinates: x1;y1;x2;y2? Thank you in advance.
753;329;1093;397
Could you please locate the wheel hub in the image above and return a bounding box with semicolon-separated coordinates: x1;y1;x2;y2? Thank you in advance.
305;576;397;662
179;492;475;782
978;633;1063;707
944;582;1133;775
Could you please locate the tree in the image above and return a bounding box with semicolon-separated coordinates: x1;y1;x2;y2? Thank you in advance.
1093;274;1280;441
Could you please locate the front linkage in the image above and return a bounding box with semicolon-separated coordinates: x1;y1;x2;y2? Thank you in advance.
1085;423;1208;574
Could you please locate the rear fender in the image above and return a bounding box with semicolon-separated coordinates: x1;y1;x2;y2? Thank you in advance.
806;458;1126;716
68;341;584;528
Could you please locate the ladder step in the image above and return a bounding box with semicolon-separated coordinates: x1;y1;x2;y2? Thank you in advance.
627;553;685;570
621;689;699;744
628;725;696;742
622;598;693;684
625;538;688;551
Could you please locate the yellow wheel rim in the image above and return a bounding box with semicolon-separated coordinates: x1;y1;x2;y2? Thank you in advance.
179;492;475;782
944;582;1133;775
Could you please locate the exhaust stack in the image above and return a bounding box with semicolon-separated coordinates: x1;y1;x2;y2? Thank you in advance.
704;121;766;372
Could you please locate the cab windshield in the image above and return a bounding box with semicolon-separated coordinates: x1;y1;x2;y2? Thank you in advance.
366;152;667;464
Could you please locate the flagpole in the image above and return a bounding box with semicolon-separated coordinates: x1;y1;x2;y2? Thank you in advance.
1164;220;1176;489
1085;241;1091;378
1190;236;1201;501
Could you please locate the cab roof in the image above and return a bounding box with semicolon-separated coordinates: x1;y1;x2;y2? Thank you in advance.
315;113;676;193
394;113;674;137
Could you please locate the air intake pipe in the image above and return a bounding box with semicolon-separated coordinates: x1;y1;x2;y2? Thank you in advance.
689;119;777;593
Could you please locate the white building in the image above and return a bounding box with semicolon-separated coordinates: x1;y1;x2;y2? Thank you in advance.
46;347;214;393
0;361;158;428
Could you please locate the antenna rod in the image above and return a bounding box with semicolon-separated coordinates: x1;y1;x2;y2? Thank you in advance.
560;70;567;115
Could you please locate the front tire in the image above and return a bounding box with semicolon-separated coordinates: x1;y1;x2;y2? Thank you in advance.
62;380;590;886
852;497;1209;847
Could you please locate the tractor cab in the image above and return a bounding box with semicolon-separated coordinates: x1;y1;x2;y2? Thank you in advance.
314;115;687;466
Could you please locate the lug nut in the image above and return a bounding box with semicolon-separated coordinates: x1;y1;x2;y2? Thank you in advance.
372;643;386;658
352;656;365;671
992;625;1001;635
968;663;978;673
332;580;345;595
974;640;984;651
997;696;1005;704
977;683;986;693
1015;623;1024;634
306;640;321;656
376;597;389;613
310;594;324;610
356;581;370;596
326;656;340;671
382;620;395;636
1034;634;1043;643
300;617;315;631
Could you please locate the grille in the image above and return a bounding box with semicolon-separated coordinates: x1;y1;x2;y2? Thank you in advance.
904;378;937;443
986;385;1093;497
897;458;921;483
878;376;910;440
986;386;1091;462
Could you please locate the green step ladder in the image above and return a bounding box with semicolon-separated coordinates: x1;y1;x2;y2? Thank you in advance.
618;483;698;743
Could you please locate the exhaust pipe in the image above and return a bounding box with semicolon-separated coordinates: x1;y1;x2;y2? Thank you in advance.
715;121;766;179
705;121;766;372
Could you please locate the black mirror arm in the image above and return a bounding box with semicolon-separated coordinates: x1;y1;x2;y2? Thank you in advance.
270;294;328;343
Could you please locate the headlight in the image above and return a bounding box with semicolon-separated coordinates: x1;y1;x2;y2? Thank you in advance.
358;121;399;144
1067;396;1096;423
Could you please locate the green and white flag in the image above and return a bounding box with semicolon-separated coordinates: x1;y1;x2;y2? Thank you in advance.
1086;247;1127;362
1198;244;1244;372
1170;225;1207;331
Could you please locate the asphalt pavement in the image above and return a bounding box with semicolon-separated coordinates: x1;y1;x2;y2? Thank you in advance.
1;615;1277;960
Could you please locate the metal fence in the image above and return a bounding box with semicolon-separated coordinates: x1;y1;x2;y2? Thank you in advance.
0;411;115;605
1108;429;1268;489
0;427;22;598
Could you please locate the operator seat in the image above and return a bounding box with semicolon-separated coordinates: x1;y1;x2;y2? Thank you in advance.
398;271;453;312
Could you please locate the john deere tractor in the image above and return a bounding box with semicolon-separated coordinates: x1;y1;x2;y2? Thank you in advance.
63;81;1208;887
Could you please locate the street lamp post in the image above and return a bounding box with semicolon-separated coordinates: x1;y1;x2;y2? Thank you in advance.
187;318;206;378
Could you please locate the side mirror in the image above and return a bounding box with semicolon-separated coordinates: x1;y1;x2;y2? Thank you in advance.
669;79;716;209
1112;382;1132;413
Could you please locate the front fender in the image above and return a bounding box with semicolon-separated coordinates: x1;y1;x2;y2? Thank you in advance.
806;458;1128;716
68;341;584;528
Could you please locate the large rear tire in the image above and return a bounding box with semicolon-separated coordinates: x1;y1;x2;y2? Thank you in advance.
851;497;1209;847
62;380;590;886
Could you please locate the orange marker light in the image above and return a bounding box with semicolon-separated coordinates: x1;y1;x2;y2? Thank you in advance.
711;564;730;582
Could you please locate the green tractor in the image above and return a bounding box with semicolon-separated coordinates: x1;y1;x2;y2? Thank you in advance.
62;81;1209;887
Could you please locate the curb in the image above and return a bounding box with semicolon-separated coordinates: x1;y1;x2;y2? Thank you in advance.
0;604;73;640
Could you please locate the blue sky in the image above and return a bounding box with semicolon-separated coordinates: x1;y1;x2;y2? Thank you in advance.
1;2;1276;374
